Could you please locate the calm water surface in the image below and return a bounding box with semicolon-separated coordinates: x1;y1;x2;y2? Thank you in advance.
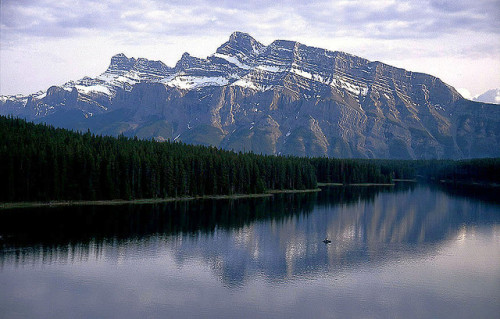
0;184;499;318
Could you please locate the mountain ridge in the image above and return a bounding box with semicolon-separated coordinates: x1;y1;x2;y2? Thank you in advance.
473;88;500;105
1;32;499;159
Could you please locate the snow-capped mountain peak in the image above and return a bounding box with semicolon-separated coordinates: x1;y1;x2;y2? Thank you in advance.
473;88;500;104
1;32;499;160
4;33;388;100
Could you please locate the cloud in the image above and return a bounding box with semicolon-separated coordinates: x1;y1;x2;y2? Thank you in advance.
1;0;499;96
2;0;499;44
457;88;472;99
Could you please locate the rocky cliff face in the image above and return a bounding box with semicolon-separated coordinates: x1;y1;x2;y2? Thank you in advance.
2;32;499;159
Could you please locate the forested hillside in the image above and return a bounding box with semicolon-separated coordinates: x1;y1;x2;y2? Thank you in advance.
309;158;391;184
2;116;496;203
368;159;500;184
1;116;319;202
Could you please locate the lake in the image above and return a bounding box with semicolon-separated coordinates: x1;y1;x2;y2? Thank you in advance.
1;183;499;318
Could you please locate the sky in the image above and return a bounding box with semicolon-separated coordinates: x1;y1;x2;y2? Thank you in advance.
1;0;499;98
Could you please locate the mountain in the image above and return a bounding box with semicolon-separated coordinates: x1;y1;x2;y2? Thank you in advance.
473;89;500;105
2;31;499;159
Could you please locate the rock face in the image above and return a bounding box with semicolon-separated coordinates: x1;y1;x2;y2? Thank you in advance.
2;32;499;159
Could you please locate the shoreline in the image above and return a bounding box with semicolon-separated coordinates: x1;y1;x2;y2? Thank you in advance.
0;189;321;210
317;182;395;186
438;180;500;188
266;188;322;194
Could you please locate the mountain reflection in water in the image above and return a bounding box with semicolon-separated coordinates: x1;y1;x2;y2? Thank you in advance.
1;183;498;287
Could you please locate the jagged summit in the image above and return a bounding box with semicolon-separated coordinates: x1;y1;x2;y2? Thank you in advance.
106;53;172;75
0;31;474;105
175;52;202;70
112;52;128;59
106;53;136;73
217;31;265;57
229;31;254;41
1;32;499;159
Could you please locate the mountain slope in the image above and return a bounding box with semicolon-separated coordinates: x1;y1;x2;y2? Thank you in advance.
473;89;500;105
1;32;499;159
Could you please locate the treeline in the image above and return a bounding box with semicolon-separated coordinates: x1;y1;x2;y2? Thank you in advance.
2;115;495;203
365;159;500;184
309;158;391;184
0;117;324;201
0;116;318;202
0;116;399;203
417;158;500;184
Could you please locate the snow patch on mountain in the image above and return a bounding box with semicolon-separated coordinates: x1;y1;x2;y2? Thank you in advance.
334;77;369;96
252;43;266;55
290;66;314;80
1;94;30;102
256;65;286;73
96;73;117;82
165;76;230;90
212;53;251;70
75;85;112;95
232;78;261;91
34;92;47;99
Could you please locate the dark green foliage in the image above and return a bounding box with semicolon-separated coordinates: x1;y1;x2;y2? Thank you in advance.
419;158;500;184
307;156;499;186
362;159;500;184
309;157;392;184
5;115;493;203
0;116;317;202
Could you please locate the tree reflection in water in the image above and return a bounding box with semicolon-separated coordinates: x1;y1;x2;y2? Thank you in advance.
0;182;498;286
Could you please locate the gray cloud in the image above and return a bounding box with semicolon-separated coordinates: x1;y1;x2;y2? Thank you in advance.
1;0;499;96
301;0;500;40
2;0;499;45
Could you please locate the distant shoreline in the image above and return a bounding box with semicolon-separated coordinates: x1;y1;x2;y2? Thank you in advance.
0;188;322;210
317;182;395;186
438;180;500;188
266;188;322;194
